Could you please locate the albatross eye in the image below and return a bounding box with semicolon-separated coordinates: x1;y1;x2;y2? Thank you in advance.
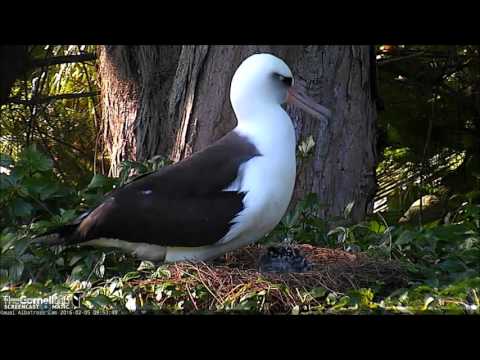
274;73;293;87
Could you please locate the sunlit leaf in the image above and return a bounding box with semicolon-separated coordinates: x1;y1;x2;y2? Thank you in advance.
17;146;53;173
344;201;355;218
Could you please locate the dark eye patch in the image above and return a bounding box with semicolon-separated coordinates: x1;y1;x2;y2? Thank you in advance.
281;76;293;87
274;73;293;87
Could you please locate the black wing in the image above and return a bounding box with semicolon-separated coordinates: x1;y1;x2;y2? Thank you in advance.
65;132;261;247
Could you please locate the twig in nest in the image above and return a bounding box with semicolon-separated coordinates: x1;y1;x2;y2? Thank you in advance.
185;283;198;311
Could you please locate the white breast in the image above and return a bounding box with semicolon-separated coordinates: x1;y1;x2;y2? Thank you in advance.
219;106;297;246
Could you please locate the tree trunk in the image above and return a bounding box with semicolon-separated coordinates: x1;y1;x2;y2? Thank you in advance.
99;45;377;221
98;45;181;176
287;46;378;222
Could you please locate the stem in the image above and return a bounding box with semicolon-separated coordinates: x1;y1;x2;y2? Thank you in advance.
22;192;54;217
30;53;96;68
32;121;88;156
377;52;426;66
8;91;99;105
376;212;391;253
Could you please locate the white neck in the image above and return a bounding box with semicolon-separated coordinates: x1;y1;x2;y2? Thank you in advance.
218;105;297;248
234;105;296;155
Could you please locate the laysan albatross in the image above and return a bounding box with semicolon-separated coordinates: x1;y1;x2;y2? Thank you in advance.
36;53;332;263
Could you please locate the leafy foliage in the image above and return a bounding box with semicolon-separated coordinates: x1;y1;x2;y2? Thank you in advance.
376;45;480;216
1;45;480;314
0;148;479;314
0;45;99;187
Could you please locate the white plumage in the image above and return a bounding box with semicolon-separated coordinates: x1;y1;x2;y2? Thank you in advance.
165;54;298;262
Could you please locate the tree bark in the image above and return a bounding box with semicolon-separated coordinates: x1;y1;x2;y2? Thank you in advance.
99;45;377;221
167;45;272;161
97;45;181;176
288;46;378;222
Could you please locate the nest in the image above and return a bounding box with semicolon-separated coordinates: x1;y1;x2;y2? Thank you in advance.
131;244;408;313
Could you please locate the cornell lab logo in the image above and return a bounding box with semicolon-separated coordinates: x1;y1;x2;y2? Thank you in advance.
1;293;83;311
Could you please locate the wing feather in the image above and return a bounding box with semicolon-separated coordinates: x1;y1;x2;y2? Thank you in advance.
65;131;261;247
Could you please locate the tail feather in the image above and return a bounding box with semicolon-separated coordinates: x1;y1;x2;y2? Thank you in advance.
32;223;79;246
31;233;65;246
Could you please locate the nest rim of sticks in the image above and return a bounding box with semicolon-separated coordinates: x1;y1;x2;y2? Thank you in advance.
130;244;408;313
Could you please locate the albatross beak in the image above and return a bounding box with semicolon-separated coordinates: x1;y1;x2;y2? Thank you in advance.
287;83;332;120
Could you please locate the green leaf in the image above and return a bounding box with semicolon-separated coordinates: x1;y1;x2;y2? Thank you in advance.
138;261;155;271
437;258;466;273
0;232;17;253
344;201;355;218
422;296;435;310
309;287;327;299
348;288;375;307
152;267;171;279
0;269;8;286
125;294;137;312
424;277;439;288
395;230;414;246
57;209;78;224
2;171;21;187
107;279;120;295
368;220;386;234
0;153;13;168
71;264;88;280
87;174;110;189
20;282;50;298
95;265;105;278
14;237;31;256
123;271;141;282
330;296;351;310
298;135;316;157
69;254;85;267
88;294;112;307
9;260;24;282
17;146;53;173
291;305;300;315
11;198;34;218
0;174;12;190
327;227;346;236
22;176;61;201
0;253;16;268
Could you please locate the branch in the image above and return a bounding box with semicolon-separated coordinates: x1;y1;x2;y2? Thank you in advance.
30;53;97;68
33;123;88;156
7;91;99;105
438;58;473;82
377;52;426;66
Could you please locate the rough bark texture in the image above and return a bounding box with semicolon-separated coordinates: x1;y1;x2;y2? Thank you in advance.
98;46;139;176
98;45;180;176
99;45;377;221
168;46;298;161
287;46;378;221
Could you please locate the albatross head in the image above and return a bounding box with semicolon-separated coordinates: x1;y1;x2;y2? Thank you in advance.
230;53;332;121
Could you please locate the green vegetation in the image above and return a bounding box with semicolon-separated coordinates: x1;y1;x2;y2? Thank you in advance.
0;147;479;314
0;45;99;187
0;45;479;314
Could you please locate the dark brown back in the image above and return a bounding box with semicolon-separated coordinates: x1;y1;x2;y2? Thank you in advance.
68;132;261;247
